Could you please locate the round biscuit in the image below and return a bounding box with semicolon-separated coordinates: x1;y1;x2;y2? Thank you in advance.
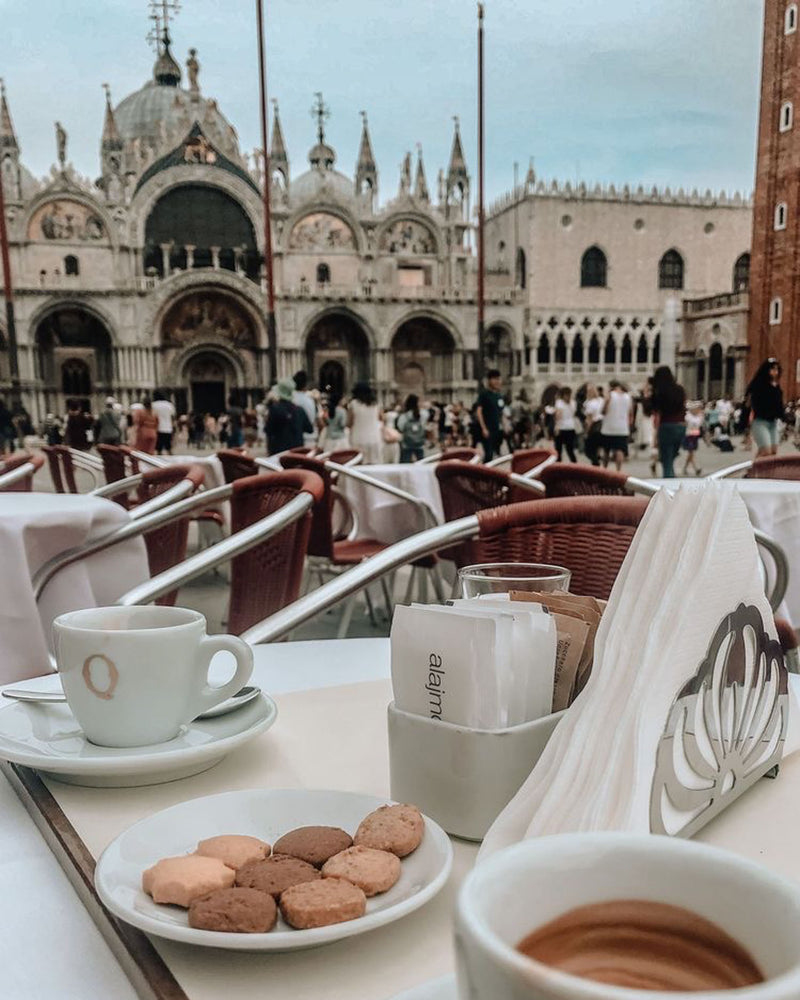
353;803;424;857
272;826;353;868
188;887;277;933
321;844;401;896
279;877;366;929
235;855;321;898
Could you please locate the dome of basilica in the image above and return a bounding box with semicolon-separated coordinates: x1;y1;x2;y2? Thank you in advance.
114;44;237;154
290;165;356;207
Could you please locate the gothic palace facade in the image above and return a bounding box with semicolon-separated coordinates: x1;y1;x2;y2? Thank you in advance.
0;31;753;420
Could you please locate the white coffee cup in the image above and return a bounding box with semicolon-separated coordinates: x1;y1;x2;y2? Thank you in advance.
455;833;800;1000
52;606;254;748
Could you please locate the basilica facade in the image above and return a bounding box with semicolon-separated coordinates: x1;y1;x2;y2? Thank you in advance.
0;27;753;421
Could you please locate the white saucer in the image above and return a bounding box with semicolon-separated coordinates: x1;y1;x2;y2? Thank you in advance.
95;788;453;951
390;975;456;999
0;693;277;786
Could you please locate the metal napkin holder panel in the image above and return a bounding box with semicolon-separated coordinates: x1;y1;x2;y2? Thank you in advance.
650;603;789;838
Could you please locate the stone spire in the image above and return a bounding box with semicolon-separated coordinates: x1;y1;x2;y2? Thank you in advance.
269;99;289;189
101;83;122;150
355;110;377;204
445;115;469;220
524;157;536;192
0;79;18;153
414;144;429;203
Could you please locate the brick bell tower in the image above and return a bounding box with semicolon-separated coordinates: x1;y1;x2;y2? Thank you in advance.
749;1;800;391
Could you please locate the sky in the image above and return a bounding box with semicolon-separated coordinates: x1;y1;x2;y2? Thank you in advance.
1;0;765;203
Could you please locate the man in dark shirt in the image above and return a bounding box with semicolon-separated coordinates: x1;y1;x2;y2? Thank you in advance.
226;392;244;448
265;378;313;455
475;368;505;461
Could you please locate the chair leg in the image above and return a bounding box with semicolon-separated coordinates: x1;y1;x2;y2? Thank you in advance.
431;564;447;603
380;576;394;618
403;567;416;606
337;594;357;639
364;586;379;627
417;569;429;604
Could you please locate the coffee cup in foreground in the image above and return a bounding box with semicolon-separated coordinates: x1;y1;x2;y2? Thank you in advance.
455;833;800;1000
53;606;254;748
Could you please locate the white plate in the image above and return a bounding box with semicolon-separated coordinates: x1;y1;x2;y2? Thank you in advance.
95;788;453;951
389;976;456;1000
0;694;277;786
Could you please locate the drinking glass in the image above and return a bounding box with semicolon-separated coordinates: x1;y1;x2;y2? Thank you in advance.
458;562;571;599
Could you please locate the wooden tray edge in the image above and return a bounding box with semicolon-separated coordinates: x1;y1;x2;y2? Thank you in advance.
1;760;189;1000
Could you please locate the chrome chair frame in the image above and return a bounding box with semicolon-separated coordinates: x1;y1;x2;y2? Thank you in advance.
418;451;482;465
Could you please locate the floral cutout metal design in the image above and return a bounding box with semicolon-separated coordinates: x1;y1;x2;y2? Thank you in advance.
650;603;788;838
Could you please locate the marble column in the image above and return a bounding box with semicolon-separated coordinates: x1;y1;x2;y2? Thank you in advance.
160;244;171;278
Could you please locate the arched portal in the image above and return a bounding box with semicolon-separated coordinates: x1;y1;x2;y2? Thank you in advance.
484;324;513;382
306;312;370;395
181;350;238;417
34;306;113;408
709;341;724;399
392;316;455;396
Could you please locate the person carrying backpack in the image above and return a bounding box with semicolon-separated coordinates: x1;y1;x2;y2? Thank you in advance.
397;394;429;463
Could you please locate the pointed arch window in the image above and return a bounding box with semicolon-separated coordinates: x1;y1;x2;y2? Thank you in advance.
580;246;607;288
515;247;527;289
316;262;331;285
787;4;798;33
604;334;617;366
733;253;750;292
537;333;550;366
620;334;632;365
780;101;794;132
658;249;684;290
636;334;648;364
770;297;783;325
775;203;788;230
555;334;567;364
571;333;584;366
588;334;600;365
653;333;661;363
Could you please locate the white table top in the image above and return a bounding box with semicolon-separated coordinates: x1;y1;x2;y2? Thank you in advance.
3;638;800;1000
338;463;444;544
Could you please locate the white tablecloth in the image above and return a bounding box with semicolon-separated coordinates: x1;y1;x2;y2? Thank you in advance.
338;463;444;543
648;478;800;626
0;494;149;685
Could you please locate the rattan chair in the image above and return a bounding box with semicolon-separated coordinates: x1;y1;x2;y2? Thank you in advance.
420;447;480;465
510;448;558;476
226;470;324;634
217;448;260;483
104;464;206;606
41;444;79;493
538;463;634;497
326;448;363;466
96;443;140;486
465;496;649;600
745;455;800;481
0;452;44;491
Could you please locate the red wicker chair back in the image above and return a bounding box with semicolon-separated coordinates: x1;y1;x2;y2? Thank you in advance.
227;470;324;635
511;448;557;476
471;496;649;600
327;449;362;466
745;455;800;481
539;463;632;497
0;452;44;491
218;449;259;483
96;444;129;486
287;446;320;457
136;464;206;606
279;454;333;559
41;446;65;492
55;446;79;493
436;461;512;522
439;447;479;463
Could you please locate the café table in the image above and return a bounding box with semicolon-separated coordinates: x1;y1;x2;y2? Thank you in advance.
337;463;444;543
3;637;800;1000
0;493;149;685
648;477;800;625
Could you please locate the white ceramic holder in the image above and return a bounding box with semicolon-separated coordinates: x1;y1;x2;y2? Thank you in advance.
387;702;565;841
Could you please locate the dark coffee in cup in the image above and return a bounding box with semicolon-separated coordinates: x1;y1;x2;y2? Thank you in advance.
517;899;763;991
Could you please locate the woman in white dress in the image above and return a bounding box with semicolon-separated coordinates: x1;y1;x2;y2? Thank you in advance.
347;382;384;464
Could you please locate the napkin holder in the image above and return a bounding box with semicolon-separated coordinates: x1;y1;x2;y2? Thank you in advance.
650;603;789;838
388;702;565;841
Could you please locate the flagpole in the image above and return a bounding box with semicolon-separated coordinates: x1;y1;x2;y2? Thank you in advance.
0;150;21;411
256;0;278;386
477;2;486;385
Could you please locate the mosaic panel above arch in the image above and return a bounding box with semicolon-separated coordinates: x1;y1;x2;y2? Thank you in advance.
161;291;258;349
380;219;436;254
27;199;108;242
288;212;356;251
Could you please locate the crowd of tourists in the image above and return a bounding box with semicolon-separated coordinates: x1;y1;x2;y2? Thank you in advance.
0;358;793;479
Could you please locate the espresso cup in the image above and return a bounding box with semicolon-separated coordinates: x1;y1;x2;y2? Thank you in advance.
455;833;800;1000
52;606;254;748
